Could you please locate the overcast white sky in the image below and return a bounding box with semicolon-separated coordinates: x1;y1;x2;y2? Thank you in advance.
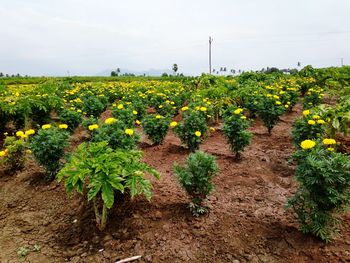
0;0;349;76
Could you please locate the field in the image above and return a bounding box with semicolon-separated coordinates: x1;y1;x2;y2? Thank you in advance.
0;66;350;262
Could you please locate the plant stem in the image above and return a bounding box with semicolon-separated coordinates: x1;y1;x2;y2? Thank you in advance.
101;204;108;231
93;199;101;228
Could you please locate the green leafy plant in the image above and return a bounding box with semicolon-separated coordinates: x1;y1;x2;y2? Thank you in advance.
174;110;208;151
174;151;218;216
292;111;326;148
57;141;159;230
0;135;27;173
286;140;350;241
30;125;69;179
92;119;139;150
111;103;137;127
82;93;105;117
222;107;252;159
141;114;171;145
256;95;286;134
58;109;82;132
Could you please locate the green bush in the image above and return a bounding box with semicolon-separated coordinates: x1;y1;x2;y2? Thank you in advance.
222;107;252;159
92;119;139;150
0;134;30;173
142;114;171;145
58;109;82;132
292;110;326;148
174;110;208;151
174;151;218;216
82;94;105;117
256;95;286;134
286;139;350;241
111;103;137;127
30;125;69;179
57;141;159;230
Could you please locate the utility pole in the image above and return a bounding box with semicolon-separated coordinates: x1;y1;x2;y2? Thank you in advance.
209;36;213;74
341;57;344;66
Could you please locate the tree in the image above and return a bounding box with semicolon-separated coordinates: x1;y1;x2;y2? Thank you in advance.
0;72;3;77
172;64;178;76
111;71;117;77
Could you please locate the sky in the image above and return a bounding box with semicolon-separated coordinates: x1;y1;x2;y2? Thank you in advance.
0;0;349;76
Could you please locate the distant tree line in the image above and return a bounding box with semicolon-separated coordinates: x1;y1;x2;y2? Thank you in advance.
0;73;29;78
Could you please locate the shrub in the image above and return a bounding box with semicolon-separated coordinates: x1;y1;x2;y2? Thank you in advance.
292;110;326;147
0;132;33;174
92;119;139;150
30;125;69;179
174;110;208;151
142;114;171;145
58;109;82;132
222;107;252;159
111;103;137;127
57;141;159;230
256;95;286;134
82;94;105;117
286;139;350;241
174;151;218;216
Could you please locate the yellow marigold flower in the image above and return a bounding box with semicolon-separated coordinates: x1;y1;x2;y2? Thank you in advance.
327;147;334;152
240;116;247;119
209;127;215;132
125;128;134;136
26;150;32;154
16;131;24;137
200;107;207;112
136;120;141;125
59;124;68;129
133;110;138;115
159;105;163;108
42;124;51;130
117;104;124;109
308;120;315;125
155;115;162;119
0;150;6;157
77;109;82;113
234;108;243;115
170;121;177;127
317;120;325;124
104;118;117;125
88;124;99;131
313;115;320;120
303;110;310;116
194;131;201;137
300;139;316;150
25;129;35;136
322;138;336;145
275;101;282;105
170;101;175;105
181;106;189;111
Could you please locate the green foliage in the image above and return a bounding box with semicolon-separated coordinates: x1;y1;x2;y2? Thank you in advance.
58;109;82;132
292;113;326;148
82;93;105;117
0;135;27;173
286;143;350;241
174;151;218;216
30;126;69;179
256;95;286;134
57;141;159;230
141;114;171;145
174;110;208;151
92;120;139;150
303;87;324;108
111;103;137;126
222;107;252;159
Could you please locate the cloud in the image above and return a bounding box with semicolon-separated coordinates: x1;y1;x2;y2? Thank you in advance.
0;0;349;76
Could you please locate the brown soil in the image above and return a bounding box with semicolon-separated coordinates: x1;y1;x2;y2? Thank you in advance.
1;104;350;263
